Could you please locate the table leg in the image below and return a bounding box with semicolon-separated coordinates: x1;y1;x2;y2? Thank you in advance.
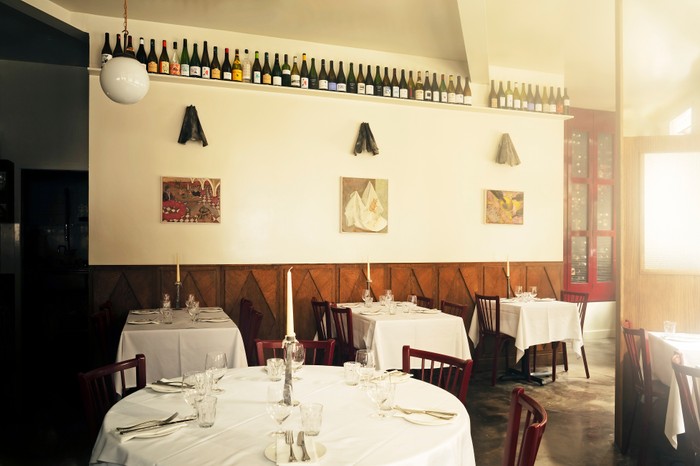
499;348;549;386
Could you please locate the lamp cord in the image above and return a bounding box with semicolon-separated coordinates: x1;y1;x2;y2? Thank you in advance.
122;0;129;37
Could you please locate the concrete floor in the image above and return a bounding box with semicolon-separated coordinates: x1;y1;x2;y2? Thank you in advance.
467;338;687;466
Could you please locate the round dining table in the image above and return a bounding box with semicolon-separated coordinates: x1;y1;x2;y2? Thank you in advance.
90;365;476;465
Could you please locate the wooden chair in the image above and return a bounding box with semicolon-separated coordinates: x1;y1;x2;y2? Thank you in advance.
239;298;263;366
503;386;548;466
549;290;590;380
330;305;356;363
77;353;147;442
401;345;473;405
621;324;669;463
671;352;700;465
310;298;333;341
416;295;434;309
440;300;469;319
474;294;515;386
255;339;335;366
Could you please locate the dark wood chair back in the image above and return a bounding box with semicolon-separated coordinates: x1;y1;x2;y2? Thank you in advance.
239;298;263;366
440;300;469;319
560;290;589;331
401;345;473;405
330;305;356;363
622;325;653;400
311;298;333;341
475;294;501;335
672;353;700;463
503;387;548;466
77;353;146;442
255;339;335;366
416;295;434;309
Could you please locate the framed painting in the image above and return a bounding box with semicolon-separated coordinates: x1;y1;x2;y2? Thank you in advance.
161;177;221;223
341;177;388;233
485;189;524;225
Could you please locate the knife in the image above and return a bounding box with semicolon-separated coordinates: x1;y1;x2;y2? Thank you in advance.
297;431;311;462
118;416;195;435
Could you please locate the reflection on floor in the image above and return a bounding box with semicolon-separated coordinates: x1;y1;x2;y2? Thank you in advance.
467;337;685;466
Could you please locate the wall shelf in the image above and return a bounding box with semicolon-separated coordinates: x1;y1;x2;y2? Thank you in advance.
88;67;573;120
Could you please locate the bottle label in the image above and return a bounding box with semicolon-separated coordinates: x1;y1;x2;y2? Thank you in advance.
243;65;251;82
465;96;473;106
441;92;448;103
282;69;291;76
399;88;408;99
392;86;399;98
383;87;391;97
253;71;261;84
535;103;543;112
270;76;280;86
211;68;221;79
319;79;328;90
159;62;169;74
181;64;190;77
499;96;506;107
358;83;365;94
223;71;232;81
190;65;201;77
528;102;535;111
170;64;181;76
101;54;112;66
415;89;424;100
564;98;570;107
365;84;374;95
291;75;300;87
425;90;432;100
521;99;528;110
202;67;210;79
328;82;337;91
147;62;158;73
232;70;243;81
490;97;498;108
448;92;455;103
506;95;513;108
514;99;521;110
433;92;441;102
455;94;464;104
262;73;272;85
300;77;309;89
337;83;346;92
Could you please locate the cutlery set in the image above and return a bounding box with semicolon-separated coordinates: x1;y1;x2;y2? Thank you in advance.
116;413;196;435
393;406;457;420
283;430;311;462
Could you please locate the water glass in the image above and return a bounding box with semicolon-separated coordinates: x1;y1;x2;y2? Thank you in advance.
407;294;418;309
344;361;361;385
530;286;538;299
196;395;217;428
267;358;285;381
300;403;323;436
362;289;373;307
161;307;173;324
664;320;677;335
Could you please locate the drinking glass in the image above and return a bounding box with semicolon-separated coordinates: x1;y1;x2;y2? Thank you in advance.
362;289;373;307
285;341;306;378
355;349;375;389
204;351;228;393
385;290;394;304
367;378;394;418
182;370;209;417
266;384;293;437
514;286;524;300
188;301;201;322
529;286;538;300
407;294;418;309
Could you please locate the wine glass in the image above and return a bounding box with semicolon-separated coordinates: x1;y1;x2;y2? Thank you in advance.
285;341;306;379
266;384;293;437
529;286;538;300
361;289;372;307
407;294;418;309
355;349;375;389
204;351;228;393
367;378;394;418
384;290;394;304
514;285;524;301
182;370;209;417
188;300;201;322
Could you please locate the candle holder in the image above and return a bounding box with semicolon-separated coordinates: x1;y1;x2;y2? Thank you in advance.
282;334;298;406
174;281;182;309
366;279;372;292
506;276;511;299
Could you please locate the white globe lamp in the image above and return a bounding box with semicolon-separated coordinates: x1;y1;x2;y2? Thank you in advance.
100;56;149;104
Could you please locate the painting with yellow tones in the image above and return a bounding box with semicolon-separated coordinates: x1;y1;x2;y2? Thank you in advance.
485;190;524;225
341;177;388;233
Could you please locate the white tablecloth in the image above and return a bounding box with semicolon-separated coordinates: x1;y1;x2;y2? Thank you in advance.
648;331;700;449
340;302;472;370
90;366;476;466
117;308;248;388
467;298;583;363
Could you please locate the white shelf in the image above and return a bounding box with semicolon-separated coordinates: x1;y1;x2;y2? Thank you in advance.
88;67;573;120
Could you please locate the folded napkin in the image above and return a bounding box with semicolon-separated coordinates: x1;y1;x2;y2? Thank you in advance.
197;317;229;323
199;307;224;313
274;434;322;465
115;422;187;443
148;377;185;393
127;319;159;325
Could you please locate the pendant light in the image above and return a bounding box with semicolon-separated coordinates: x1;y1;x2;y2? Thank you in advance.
99;0;149;104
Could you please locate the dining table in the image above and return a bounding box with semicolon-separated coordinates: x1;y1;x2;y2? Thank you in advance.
338;301;472;370
648;331;700;449
116;307;248;389
467;298;583;384
90;365;476;465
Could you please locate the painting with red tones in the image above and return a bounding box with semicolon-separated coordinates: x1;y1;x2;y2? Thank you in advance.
161;177;221;223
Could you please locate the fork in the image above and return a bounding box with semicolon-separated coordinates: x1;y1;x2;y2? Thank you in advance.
394;406;456;420
285;430;298;462
116;412;179;432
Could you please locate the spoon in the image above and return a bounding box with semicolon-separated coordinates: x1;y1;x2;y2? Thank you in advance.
116;412;179;432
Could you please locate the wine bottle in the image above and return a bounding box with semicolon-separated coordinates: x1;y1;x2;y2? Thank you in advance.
281;54;291;87
318;59;328;90
243;49;252;83
261;52;272;85
439;74;448;103
271;53;282;86
300;53;309;89
464;77;472;106
432;73;440;103
147;39;158;74
520;83;528;111
424;71;432;101
232;49;243;82
548;86;556;113
415;71;424;101
505;81;513;109
527;84;535;111
180;39;190;77
497;81;506;108
513;81;521;110
200;41;210;79
407;70;414;99
100;32;112;67
170;41;180;76
222;48;232;81
455;76;464;104
447;75;455;103
125;35;135;58
363;65;373;95
398;69;407;99
190;43;201;78
555;87;564;114
534;85;543;112
489;80;497;108
291;55;301;87
390;68;399;98
541;85;548;112
355;63;364;94
113;34;123;57
328;60;337;91
337;61;346;92
373;65;383;96
136;37;147;67
346;62;356;93
210;46;221;79
252;51;262;84
309;58;319;89
382;67;392;97
563;87;570;114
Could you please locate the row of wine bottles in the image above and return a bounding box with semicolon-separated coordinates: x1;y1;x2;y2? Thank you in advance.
101;33;474;105
489;80;570;115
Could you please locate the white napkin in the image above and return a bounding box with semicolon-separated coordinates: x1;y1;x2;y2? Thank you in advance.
197;317;229;323
115;422;187;443
131;309;160;315
199;307;224;313
127;319;159;325
148;377;184;393
275;434;320;465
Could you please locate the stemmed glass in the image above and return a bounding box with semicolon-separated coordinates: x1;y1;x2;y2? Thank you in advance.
529;286;538;300
187;300;201;322
285;342;306;379
204;351;228;393
514;285;524;301
182;370;210;418
367;378;394;418
407;294;418;311
384;290;394;305
361;289;372;307
266;384;293;437
355;349;375;389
